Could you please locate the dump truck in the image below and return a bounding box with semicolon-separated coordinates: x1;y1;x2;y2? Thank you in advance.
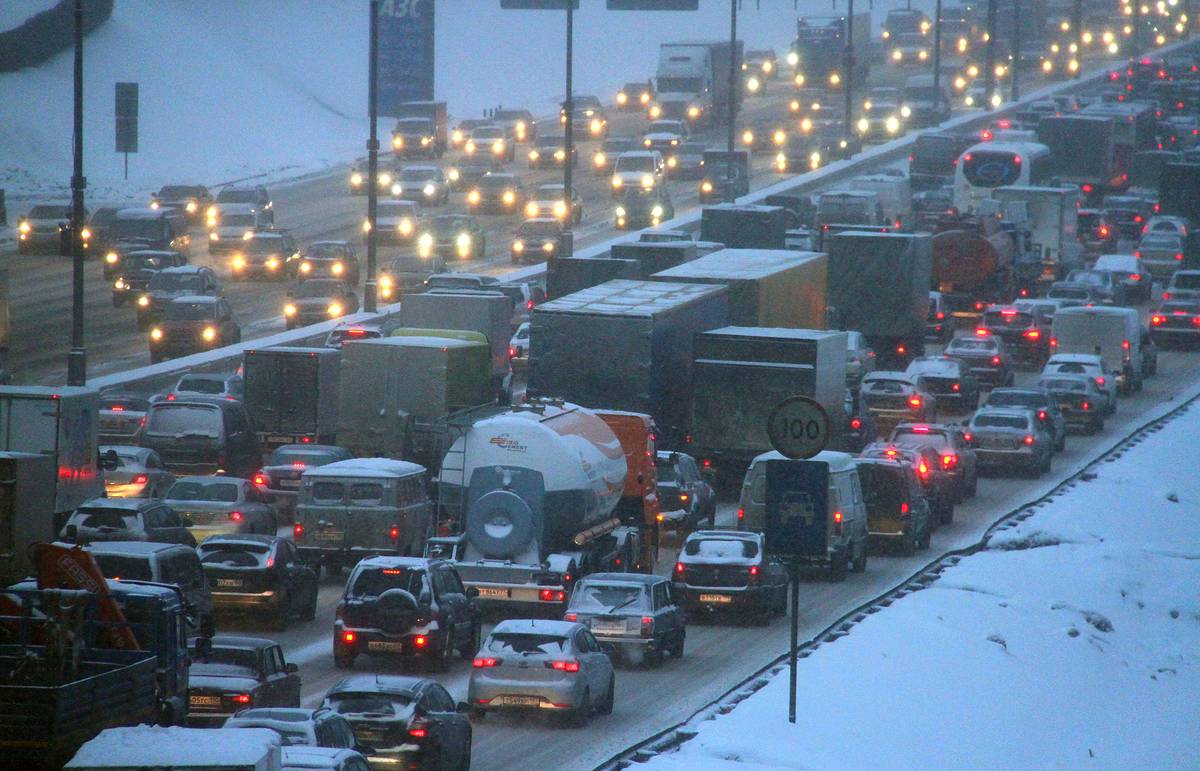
650;248;827;329
242;347;340;449
427;400;651;613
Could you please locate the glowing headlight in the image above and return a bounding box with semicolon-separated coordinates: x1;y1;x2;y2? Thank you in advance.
1043;60;1054;73
667;156;677;168
892;49;904;62
553;201;568;219
185;201;197;213
651;205;664;218
920;19;931;32
787;51;799;66
362;219;372;233
800;117;813;132
640;174;654;190
209;231;220;241
202;326;217;342
775;153;787;172
465;140;477;155
1083;31;1094;44
900;105;912;118
150;328;163;341
643;138;652;148
590;118;603;135
149;201;160;210
701;181;713;193
379;172;392;186
423;183;436;197
918;50;928;62
829;72;841;86
542;241;555;253
1068;58;1080;73
456;233;472;255
762;60;773;74
687;106;700;119
137;294;150;308
612;176;624;189
594;152;607;167
615;206;627;218
105;251;118;263
617;92;628;105
399;218;413;236
331;262;344;275
418;233;433;255
554;149;566;162
651;105;664;119
391;183;402;196
114;278;126;290
420;136;431;146
392;136;403;149
502;190;515;205
809;151;822;169
327;303;343;317
266;257;280;270
516;120;527;137
882;30;891;39
492;140;505;155
351;172;363;186
990;93;1002;107
967;64;980;78
857;118;870;134
640;92;650;104
17;220;30;235
965;94;976;106
794;73;806;87
300;262;312;274
773;129;786;145
206;205;217;220
958;37;969;53
512;239;525;253
954;76;967;90
746;76;761;93
232;255;246;270
447;168;460;183
451;129;464;144
742;129;754;145
242;230;254;240
526;202;539;218
886;116;901;134
529;150;540;161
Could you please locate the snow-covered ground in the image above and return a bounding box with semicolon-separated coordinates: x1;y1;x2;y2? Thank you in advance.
0;0;932;202
641;403;1200;770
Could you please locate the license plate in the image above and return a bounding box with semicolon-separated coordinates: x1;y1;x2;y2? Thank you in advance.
314;530;344;541
591;621;626;635
279;478;301;489
268;435;294;444
495;695;541;706
355;730;385;744
367;640;404;652
699;593;732;604
216;578;242;589
477;587;511;598
189;695;221;707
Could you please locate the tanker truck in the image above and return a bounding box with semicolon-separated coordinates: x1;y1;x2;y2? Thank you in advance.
931;211;1017;321
425;399;648;613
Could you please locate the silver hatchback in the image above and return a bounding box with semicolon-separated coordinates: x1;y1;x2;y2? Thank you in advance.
469;620;614;726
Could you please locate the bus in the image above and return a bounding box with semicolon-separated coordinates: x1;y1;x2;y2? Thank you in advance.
953;141;1052;213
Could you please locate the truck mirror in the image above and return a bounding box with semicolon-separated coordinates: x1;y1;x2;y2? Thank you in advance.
284;662;298;674
465;586;480;599
194;635;212;658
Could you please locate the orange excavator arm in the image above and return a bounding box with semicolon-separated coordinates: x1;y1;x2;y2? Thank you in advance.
31;542;140;651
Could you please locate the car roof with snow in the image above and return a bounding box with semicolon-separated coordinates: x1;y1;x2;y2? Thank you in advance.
65;726;281;768
328;674;427;698
1047;353;1104;364
748;449;858;473
581;572;665;586
302;458;426;479
491;619;582;637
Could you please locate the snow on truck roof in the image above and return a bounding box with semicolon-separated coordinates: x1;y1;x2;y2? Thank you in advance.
535;279;726;317
749;450;858;473
302;458;426;479
653;249;824;280
492;619;583;637
66;726;280;767
702;326;846;342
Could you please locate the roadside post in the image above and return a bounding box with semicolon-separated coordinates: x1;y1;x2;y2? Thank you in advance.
764;395;830;724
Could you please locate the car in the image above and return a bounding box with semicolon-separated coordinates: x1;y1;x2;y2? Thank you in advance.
98;445;175;499
945;333;1015;387
967;407;1054;476
140;397;262;477
671;530;788;623
563;573;685;666
985;387;1068;452
165;372;243;402
841;391;878;453
1069;268;1127;305
294;241;361;284
284;279;360;329
642;119;688;156
332;556;481;672
855;100;907;142
225;707;359;750
136;265;223;329
592;136;639;176
377;253;446;301
148;296;241;363
322;675;472;768
524;183;583;224
98;393;151;445
208;203;272;255
611;150;665;198
493;107;537;143
927;291;954;343
15;203;73;254
466;172;526;215
230;231;300;280
905;356;980;411
614;185;674;230
860;442;956;524
165;475;277;543
887;421;979;499
391;165;450;205
424;272;499;292
187;636;301;727
528;134;577;169
1077;209;1119;254
253;444;354;517
511;218;567;264
561;93;608;137
856;457;932;555
450;117;492;150
373;200;422;246
509;321;530;364
738;120;789;154
111;250;189;307
860;372;937;434
280;746;371;771
1035;373;1107;433
744;48;778;78
844;330;876;386
1042;353;1117;414
1150;299;1200;348
1101;195;1153;239
347;164;394;196
216;185;274;223
469;619;614;725
669;140;707;180
698;155;749;202
87;540;213;635
86;205;123;252
912;188;955;229
199;535;318;630
445;154;502;191
466;123;516;163
616;80;654;110
417;214;485;260
1135;232;1188;282
979;303;1052;365
1046;279;1107;305
654;451;717;530
1141;214;1189;238
150;184;213;222
59;497;193;545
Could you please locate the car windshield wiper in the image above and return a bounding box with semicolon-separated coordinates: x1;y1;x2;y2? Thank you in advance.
607;595;641;613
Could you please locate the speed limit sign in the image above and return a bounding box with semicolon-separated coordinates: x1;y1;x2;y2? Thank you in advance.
766;396;830;460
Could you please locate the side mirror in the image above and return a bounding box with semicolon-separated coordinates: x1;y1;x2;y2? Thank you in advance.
284;662;298;674
62;524;78;542
465;586;480;599
418;591;432;607
456;701;472;714
100;449;120;472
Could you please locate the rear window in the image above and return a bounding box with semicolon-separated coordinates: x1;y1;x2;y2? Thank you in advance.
102;396;149;412
176;377;225;394
311;481;345;503
218;189;262;204
349;483;384;504
484;633;569;656
271;448;338;466
163;301;216;321
145;405;222;437
349;567;424;597
1172;273;1200;289
198;543;270;568
168;480;240;502
569;583;646;613
986;392;1039;408
859;466;906;508
949;338;996;352
91;554;153;582
72;508;138;530
891;431;950;451
684;538;758;559
190;645;259;676
972;414;1030;429
983;311;1033;328
864;379;912;393
326;694;410;717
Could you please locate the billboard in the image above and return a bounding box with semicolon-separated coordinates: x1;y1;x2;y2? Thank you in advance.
378;0;435;116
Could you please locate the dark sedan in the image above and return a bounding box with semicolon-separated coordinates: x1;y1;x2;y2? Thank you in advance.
148;296;241;363
672;530;787;625
944;333;1015;387
466;173;526;215
136;266;222;329
416;214;485;261
984;387;1068;452
510;218;566;264
198;535;318;631
655;451;716;530
112;250;189;308
187;636;301;727
284;280;360;330
293;241;360;285
905;356;980;411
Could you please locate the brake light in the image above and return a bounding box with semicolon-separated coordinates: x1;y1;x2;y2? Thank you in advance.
1192;316;1200;327
1023;435;1035;445
1049;337;1057;349
675;561;686;574
300;436;312;443
252;473;267;486
231;693;252;705
345;327;367;337
389;526;400;540
885;448;899;457
900;502;909;514
1177;252;1185;261
548;660;580;672
165;393;176;401
509;346;517;359
414;635;427;647
1081;401;1090;411
641;616;655;637
941;453;957;468
342;630;356;643
975;328;989;336
539;589;566;602
850;417;862;430
917;460;929;479
564;612;577;622
990;356;1001;366
1134;215;1143;223
748;565;759;578
229;511;243;523
1122;339;1130;351
908;396;922;409
473;657;501;668
1130;274;1141;282
897;344;907;354
936;311;945;320
1151;314;1165;325
736;508;745;520
1037;410;1047;421
132;474;148;485
1024;329;1040;340
951;383;960;392
963;432;972;442
1095;376;1106;387
110;405;125;412
911;425;929;433
294;523;304;538
679;493;690;502
408;724;429;740
701;459;712;468
527;299;535;310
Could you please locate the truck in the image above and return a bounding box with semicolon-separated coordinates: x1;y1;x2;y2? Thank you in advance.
901;74;951;128
1051;306;1144;394
427;400;649;612
1158;162;1200;225
66;727;282;771
0;386;103;530
1;544;194;767
699;204;788;249
242;347;340;449
391;101;448;158
655;40;743;129
789;14;871;89
0;452;56;586
1036;114;1119;198
610;240;696;275
688;327;848;489
992;185;1085;287
1128;149;1180;193
398;290;514;396
826;231;932;369
814;190;889;249
528;279;730;446
650;248;827;329
930;212;1017;318
848;174;912;229
546;256;641;299
1080;102;1158;184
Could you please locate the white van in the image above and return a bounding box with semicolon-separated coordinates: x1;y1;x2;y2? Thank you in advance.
67;726;282;770
737;450;869;579
1051;305;1143;394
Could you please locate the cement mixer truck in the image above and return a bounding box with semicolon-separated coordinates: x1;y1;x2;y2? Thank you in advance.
931;211;1017;321
425;399;650;613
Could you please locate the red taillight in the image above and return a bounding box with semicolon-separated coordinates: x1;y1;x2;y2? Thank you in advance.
473;657;501;668
342;630;356;643
232;693;252;705
1037;410;1047;421
509;346;517;359
951;382;960;392
941;453;957;468
1023;435;1035;445
1177;252;1185;261
1130;274;1141;282
1098;225;1110;238
1134;215;1144;223
975;328;989;336
1024;329;1040;340
252;473;267;486
701;459;712;468
548;659;580;672
736;507;745;520
900;502;909;514
110;405;125;412
1121;339;1130;351
294;523;304;538
897;344;907;355
165;393;176;401
641;616;654;637
1049;337;1057;349
389;526;400;540
675;561;686;574
1151;314;1165;325
132;473;148;485
936;311;945;320
414;635;428;648
850;417;862;430
300;436;312;443
564;612;577;622
409;727;428;739
911;425;929;433
1081;401;1091;411
833;510;843;524
748;565;759;577
229;511;243;523
1084;184;1095;195
908;396;922;409
991;356;1001;365
1095;376;1105;387
539;589;566;602
963;432;972;442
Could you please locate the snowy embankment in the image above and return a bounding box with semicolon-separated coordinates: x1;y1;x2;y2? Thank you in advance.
641;404;1200;770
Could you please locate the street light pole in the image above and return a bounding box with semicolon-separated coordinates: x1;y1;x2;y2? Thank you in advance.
1010;0;1021;102
1072;0;1083;79
984;0;997;108
844;0;856;141
933;0;944;122
67;0;86;386
563;1;574;255
364;0;379;313
726;0;738;201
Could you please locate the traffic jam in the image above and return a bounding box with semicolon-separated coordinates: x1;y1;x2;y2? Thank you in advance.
4;1;1200;769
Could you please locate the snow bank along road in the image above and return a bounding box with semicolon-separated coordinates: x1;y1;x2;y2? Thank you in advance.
635;383;1200;770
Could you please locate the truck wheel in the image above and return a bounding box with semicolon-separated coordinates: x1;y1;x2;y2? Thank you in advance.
940;501;955;525
919;523;932;550
901;529;918;557
828;551;848;583
669;629;686;657
334;646;355;669
851;540;868;573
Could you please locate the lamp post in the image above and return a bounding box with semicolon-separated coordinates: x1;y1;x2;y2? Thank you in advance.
67;0;86;385
364;0;380;313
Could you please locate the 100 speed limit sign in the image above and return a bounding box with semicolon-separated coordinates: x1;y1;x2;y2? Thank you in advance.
766;396;830;460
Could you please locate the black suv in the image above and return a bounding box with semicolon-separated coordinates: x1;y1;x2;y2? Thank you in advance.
198;535;318;631
148;296;241;363
333;556;481;672
112;250;189;308
141;398;261;478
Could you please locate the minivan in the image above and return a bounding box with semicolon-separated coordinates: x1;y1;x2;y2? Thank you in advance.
1051;305;1144;394
85;540;214;636
140;399;261;477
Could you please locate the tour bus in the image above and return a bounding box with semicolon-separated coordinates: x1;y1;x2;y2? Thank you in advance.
953;141;1052;213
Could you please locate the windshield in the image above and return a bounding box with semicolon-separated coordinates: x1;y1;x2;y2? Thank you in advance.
145;405;221;437
177;377;225;394
296;281;343;298
657;76;702;93
914;136;961;168
473;127;504;140
150;273;204;292
949;339;997;352
125;254;167;270
349;567;424;597
479;176;516;189
983;311;1033;328
603;139;635;152
198;542;269;567
158;186;199;198
113;218;167;241
535;186;564;200
246;237;287;254
569;583;646;612
91;554;153;581
987;392;1040;408
430;217;470;234
655;460;679;483
167;480;240;502
401;168;434;181
648;122;682;134
972;414;1030;429
485;633;569;655
164;301;215;321
684;538;758;559
388;255;437;272
1171;273;1200;289
28;205;69;219
819;198;872;223
218;189;261;204
615;155;656;172
518;221;561;237
378;202;412;217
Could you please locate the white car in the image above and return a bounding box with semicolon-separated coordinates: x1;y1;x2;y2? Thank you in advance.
509;322;530;363
1042;354;1117;414
611;150;664;198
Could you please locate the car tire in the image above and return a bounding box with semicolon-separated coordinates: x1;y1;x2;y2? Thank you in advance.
647;643;665;667
967;473;978;498
271;595;289;632
568;689;591;728
669;629;686;658
1056;433;1066;453
470;707;487;721
112;295;125;308
919;523;932;550
901;529;918;557
941;500;955;525
851;540;868;573
597;676;615;716
828;550;848;583
429;631;452;674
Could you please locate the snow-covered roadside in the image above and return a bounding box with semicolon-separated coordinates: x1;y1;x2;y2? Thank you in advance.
639;404;1200;770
